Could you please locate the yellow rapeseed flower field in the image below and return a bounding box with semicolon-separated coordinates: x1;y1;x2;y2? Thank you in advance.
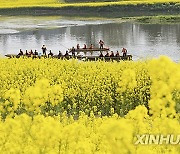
0;56;179;153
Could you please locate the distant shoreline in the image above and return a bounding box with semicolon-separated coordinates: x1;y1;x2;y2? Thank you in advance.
0;3;179;17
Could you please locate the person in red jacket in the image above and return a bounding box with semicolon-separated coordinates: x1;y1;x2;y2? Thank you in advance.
122;48;127;57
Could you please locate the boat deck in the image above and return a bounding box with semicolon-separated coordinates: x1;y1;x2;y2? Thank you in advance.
71;48;110;52
5;54;132;61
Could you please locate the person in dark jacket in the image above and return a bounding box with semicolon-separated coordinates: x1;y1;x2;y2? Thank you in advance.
25;50;29;56
34;50;38;56
77;44;80;49
99;40;104;49
41;45;47;55
115;51;120;57
18;49;23;56
29;50;33;55
48;50;53;57
64;50;69;57
83;44;87;49
58;51;62;57
110;51;114;57
105;51;109;57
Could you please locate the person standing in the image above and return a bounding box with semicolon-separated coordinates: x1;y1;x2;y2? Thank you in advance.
25;50;29;56
41;45;47;55
99;40;104;49
18;49;23;56
122;48;127;57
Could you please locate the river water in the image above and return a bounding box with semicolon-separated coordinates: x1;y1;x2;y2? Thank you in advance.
0;16;179;62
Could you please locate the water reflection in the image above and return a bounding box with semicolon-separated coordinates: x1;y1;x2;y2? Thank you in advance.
0;17;179;62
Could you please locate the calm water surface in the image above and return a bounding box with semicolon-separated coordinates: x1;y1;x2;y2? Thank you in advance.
0;16;179;62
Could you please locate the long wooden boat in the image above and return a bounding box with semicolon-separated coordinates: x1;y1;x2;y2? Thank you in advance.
5;54;39;58
78;55;132;61
5;54;17;58
70;48;110;52
5;54;132;61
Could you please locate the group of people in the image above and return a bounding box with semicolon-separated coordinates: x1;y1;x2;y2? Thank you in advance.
17;43;128;58
99;48;127;57
41;45;54;56
74;40;104;50
75;43;93;50
18;45;54;57
18;49;39;56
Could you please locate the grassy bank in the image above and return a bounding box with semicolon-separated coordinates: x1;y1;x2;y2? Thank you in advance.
122;15;180;23
0;0;180;8
0;0;180;16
